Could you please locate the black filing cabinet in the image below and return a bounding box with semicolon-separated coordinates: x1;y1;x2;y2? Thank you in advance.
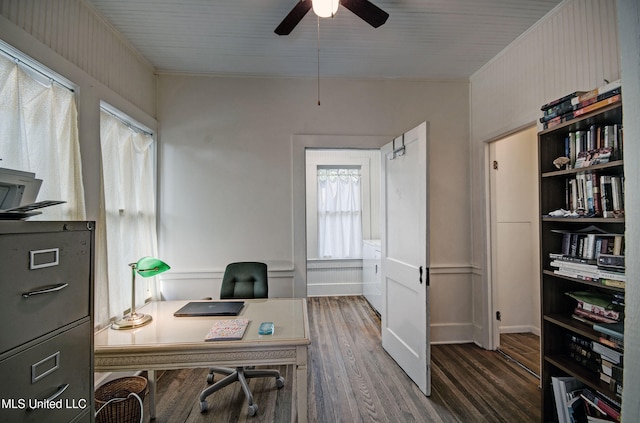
0;221;95;422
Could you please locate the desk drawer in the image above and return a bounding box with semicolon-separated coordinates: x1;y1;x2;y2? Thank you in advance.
0;321;92;422
0;230;91;353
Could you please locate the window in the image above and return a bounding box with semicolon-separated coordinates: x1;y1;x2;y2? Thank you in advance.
97;106;158;326
0;44;85;220
305;149;379;260
317;167;363;258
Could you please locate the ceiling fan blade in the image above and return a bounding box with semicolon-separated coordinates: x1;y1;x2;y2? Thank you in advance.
340;0;389;28
275;0;313;35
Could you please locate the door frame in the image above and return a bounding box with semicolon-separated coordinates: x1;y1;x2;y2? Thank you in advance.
292;135;391;298
484;123;539;349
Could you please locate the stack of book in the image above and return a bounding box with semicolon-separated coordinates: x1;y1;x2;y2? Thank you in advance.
566;332;623;400
566;291;622;325
567;333;603;374
593;321;624;397
551;377;622;422
540;80;622;130
550;226;625;287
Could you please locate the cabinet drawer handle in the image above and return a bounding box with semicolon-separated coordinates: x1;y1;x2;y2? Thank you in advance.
28;383;69;410
22;283;69;298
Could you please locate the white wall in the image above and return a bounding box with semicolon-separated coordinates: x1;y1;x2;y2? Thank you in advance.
617;0;640;420
157;75;474;343
0;0;157;221
470;0;620;348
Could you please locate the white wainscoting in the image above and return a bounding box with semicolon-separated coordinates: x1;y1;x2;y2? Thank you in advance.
307;259;363;297
429;265;475;344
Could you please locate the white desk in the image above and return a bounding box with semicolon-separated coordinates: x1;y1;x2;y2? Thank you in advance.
94;299;310;422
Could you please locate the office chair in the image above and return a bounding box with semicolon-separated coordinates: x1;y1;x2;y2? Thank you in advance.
198;262;285;416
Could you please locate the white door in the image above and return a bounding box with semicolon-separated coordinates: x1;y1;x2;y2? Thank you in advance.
380;121;430;395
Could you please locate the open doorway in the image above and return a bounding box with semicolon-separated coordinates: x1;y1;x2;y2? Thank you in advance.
489;126;541;377
304;149;382;315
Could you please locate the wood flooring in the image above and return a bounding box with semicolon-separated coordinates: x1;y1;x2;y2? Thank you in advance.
136;296;540;422
498;332;541;378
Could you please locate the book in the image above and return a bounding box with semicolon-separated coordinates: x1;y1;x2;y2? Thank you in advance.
601;359;623;382
591;341;622;365
598;270;626;283
571;80;621;106
610;177;624;217
574;148;612;169
568;334;602;373
566;291;621;321
542;94;622;129
541;91;587;111
551;376;585;423
580;389;621;421
596;254;624;271
573;94;622;119
598;336;623;351
573;307;618;324
204;319;250;341
600;176;614;218
592;321;624;341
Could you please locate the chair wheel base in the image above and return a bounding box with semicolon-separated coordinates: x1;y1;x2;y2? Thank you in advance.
206;373;214;384
276;376;285;389
200;400;208;413
248;403;258;416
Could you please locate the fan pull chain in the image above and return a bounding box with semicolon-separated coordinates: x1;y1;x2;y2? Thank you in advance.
317;16;321;106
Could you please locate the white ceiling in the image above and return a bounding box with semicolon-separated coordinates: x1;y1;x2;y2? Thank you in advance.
85;0;562;79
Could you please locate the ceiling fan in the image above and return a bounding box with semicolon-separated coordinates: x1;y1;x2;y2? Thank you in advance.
275;0;389;35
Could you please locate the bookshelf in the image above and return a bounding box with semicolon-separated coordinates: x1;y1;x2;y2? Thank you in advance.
538;98;625;422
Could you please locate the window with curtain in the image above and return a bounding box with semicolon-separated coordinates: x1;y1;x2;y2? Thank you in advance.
317;167;363;258
0;47;85;220
98;108;158;326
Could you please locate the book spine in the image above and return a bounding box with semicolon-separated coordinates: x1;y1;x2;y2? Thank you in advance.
573;94;622;118
581;389;621;421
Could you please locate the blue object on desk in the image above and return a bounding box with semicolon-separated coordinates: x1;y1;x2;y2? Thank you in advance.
258;322;274;335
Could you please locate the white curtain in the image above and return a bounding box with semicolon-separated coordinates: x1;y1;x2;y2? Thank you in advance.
0;53;85;220
317;168;363;258
98;110;157;325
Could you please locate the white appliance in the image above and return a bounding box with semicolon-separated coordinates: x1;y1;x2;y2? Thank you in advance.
362;239;382;315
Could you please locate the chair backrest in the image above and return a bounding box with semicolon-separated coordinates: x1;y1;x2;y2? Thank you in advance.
220;262;268;299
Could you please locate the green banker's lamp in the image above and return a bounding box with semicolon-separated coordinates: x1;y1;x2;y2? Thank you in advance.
111;256;170;330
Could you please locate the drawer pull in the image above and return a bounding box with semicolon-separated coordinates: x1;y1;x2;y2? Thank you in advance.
28;384;69;410
22;283;69;298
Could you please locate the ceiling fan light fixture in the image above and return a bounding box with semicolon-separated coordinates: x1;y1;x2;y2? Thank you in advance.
312;0;339;18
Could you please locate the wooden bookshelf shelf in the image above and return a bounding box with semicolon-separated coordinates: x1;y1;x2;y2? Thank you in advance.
538;101;625;422
541;270;625;293
541;216;625;224
541;160;623;178
544;354;615;396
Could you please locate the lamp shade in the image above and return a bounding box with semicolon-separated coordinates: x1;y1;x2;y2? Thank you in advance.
135;256;170;277
312;0;339;18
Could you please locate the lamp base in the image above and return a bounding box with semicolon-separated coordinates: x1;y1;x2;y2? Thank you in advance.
111;313;153;330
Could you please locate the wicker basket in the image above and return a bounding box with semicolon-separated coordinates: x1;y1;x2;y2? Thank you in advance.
95;376;147;423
